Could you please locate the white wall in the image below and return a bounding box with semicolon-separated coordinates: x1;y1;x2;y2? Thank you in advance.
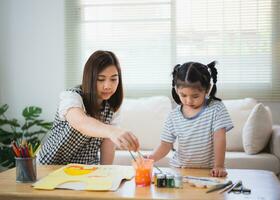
0;0;279;125
0;0;65;121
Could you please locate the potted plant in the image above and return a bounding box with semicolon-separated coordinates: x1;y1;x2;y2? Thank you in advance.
0;104;52;171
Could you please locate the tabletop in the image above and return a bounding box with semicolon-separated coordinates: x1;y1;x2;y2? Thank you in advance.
0;165;280;200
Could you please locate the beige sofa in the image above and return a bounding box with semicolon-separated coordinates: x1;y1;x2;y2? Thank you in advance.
113;96;280;176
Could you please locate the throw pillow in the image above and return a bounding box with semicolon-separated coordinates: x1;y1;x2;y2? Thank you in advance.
242;103;272;154
224;98;257;151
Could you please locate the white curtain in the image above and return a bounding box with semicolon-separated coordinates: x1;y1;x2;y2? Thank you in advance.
65;0;280;100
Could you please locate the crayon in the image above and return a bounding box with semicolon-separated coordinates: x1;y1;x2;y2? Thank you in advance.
33;144;41;156
11;142;21;157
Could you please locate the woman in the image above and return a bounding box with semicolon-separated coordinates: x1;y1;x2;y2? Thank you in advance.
38;50;139;165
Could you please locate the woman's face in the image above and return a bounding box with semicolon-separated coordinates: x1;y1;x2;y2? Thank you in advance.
96;65;119;101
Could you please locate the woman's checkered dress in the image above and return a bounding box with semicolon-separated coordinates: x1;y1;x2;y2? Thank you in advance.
38;88;114;165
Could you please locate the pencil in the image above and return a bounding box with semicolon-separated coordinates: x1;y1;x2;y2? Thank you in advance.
33;144;41;156
28;143;33;157
11;142;21;157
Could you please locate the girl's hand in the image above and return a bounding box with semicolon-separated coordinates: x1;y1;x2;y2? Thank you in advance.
109;130;139;152
210;167;227;177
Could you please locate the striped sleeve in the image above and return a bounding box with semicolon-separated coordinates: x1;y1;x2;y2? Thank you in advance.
213;102;234;133
160;112;176;143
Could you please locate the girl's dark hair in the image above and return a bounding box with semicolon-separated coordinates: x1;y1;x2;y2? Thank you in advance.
82;50;123;118
171;61;221;105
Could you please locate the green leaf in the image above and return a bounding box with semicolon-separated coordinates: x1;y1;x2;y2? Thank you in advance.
0;159;10;166
22;119;44;130
0;133;13;144
38;122;53;129
0;147;15;170
27;137;41;146
9;119;21;127
22;106;42;120
0;128;22;142
0;118;20;127
3;162;14;169
24;130;47;137
0;105;51;172
14;132;23;139
0;104;8;115
0;128;14;136
0;119;9;126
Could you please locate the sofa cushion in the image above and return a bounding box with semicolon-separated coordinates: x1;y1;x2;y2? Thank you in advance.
242;103;272;154
271;125;280;160
223;98;257;151
119;96;172;150
113;150;280;175
225;152;280;175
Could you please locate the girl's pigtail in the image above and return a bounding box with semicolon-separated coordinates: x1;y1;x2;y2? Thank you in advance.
207;61;221;102
172;64;182;104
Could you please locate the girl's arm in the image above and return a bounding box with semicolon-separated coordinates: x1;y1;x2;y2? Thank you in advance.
65;107;139;151
100;138;115;165
149;141;173;162
211;128;227;177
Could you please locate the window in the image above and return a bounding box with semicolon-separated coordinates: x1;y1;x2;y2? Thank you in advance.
65;0;280;100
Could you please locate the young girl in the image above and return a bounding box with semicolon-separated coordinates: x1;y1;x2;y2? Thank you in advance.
39;50;139;165
149;61;233;177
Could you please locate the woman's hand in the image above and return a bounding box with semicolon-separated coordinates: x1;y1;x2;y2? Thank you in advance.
210;167;227;177
65;108;139;151
146;154;155;160
109;130;139;152
139;154;154;159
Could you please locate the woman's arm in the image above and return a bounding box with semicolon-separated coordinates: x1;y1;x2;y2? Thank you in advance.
100;138;115;164
149;141;173;162
211;128;227;177
65;107;139;151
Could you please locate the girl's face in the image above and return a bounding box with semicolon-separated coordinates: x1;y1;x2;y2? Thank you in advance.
176;86;207;109
96;65;119;101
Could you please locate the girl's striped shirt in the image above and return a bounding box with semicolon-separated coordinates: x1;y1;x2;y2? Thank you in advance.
161;100;233;168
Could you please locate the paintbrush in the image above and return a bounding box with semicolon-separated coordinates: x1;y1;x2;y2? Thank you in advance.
206;180;233;193
218;183;233;194
227;180;242;193
137;151;163;173
136;151;144;166
184;176;221;183
128;150;137;162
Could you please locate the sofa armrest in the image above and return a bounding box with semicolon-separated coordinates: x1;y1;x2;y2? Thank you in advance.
270;125;280;159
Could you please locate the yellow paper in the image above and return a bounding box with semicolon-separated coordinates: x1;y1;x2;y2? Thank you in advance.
33;164;134;191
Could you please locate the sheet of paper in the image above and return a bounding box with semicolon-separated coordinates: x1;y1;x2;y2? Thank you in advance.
33;164;134;191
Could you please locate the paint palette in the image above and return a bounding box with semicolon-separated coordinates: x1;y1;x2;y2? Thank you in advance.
183;176;225;188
